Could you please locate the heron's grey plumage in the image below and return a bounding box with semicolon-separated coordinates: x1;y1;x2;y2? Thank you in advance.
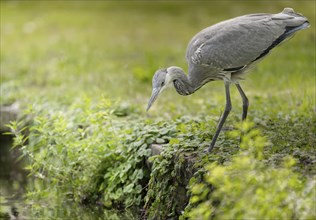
147;8;309;151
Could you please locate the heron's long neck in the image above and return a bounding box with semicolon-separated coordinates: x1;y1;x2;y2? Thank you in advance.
168;67;195;96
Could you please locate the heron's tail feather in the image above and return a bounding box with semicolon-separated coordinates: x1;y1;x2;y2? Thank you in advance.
284;21;310;37
273;8;310;29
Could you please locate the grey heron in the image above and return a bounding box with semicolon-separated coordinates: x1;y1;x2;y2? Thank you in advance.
147;8;309;152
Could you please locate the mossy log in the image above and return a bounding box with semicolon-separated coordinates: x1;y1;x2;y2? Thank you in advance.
148;144;199;215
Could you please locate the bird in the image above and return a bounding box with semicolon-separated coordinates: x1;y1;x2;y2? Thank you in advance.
146;8;309;152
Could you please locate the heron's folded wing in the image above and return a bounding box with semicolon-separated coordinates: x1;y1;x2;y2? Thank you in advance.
189;17;286;70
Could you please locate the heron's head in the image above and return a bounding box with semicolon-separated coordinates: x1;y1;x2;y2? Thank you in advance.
147;68;174;111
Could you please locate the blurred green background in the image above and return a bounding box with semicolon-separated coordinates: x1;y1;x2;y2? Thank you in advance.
1;1;315;117
1;1;315;219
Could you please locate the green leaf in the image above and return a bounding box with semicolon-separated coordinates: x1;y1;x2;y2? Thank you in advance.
155;138;165;144
169;138;180;145
123;183;135;193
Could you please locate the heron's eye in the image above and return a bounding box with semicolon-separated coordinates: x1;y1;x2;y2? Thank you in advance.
161;81;165;87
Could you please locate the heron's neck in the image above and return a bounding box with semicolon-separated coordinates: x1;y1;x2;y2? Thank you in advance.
167;66;195;96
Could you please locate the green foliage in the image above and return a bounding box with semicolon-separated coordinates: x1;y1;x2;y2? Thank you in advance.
2;1;315;219
8;101;316;219
91;121;159;208
183;123;316;220
8;97;151;214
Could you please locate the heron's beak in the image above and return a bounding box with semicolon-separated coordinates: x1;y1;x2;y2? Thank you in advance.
147;88;160;111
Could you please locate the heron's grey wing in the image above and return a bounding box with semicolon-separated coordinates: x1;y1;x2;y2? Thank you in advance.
186;8;309;71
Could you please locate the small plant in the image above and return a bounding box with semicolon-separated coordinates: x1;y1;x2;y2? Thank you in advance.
182;122;316;220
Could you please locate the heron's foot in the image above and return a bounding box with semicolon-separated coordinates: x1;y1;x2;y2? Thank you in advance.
204;144;215;153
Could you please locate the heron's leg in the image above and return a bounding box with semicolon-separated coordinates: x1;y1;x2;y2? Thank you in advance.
235;83;249;121
208;81;232;152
